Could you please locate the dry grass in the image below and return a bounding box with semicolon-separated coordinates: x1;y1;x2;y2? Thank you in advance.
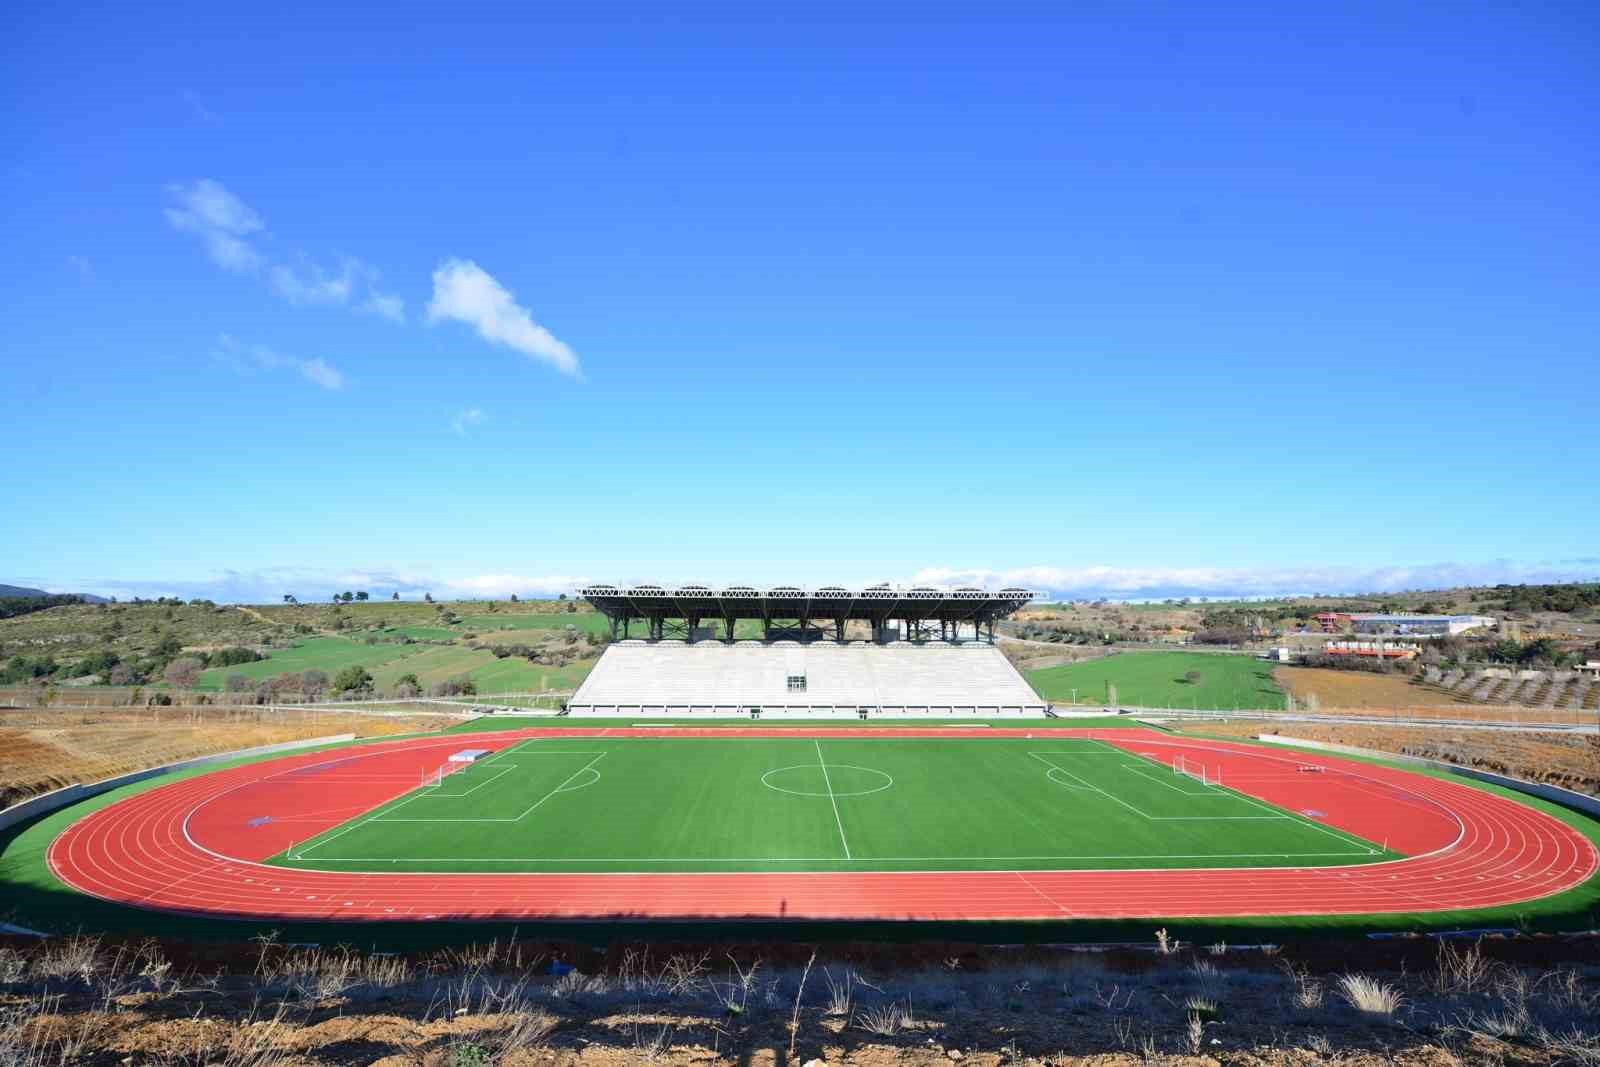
1337;973;1404;1017
0;934;1597;1066
1188;720;1600;796
0;706;450;807
1275;667;1471;708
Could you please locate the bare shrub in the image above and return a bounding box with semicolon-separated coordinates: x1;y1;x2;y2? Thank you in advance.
631;1019;675;1061
709;956;760;1016
1433;938;1493;996
661;951;710;997
32;934;104;984
1282;961;1324;1011
0;946;27;984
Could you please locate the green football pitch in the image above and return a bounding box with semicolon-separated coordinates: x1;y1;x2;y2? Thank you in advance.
271;737;1396;874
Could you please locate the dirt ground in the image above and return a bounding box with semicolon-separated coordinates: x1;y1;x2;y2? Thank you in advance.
0;707;454;808
1184;720;1600;797
1272;668;1468;709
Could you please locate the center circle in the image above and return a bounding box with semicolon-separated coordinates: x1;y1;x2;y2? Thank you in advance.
761;764;894;798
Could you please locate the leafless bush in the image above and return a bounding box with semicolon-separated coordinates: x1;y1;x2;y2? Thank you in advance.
1184;1009;1205;1054
1535;1025;1600;1065
1281;961;1325;1011
1154;927;1175;955
709;955;760;1016
31;934;104;984
0;946;27;984
1433;938;1494;996
630;1018;675;1061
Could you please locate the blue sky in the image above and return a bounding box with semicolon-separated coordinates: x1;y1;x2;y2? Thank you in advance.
3;2;1597;602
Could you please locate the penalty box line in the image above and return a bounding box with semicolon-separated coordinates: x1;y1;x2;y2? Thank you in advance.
1026;749;1372;849
1107;742;1385;855
290;742;603;857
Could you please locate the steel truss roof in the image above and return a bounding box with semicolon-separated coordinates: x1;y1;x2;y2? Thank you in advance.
579;584;1035;623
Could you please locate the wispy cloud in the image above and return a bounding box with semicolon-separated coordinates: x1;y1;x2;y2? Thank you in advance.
908;560;1600;599
164;179;264;272
268;261;356;305
214;334;346;391
43;567;588;604
426;259;580;377
358;291;406;323
450;407;486;435
165;180;404;321
66;255;92;279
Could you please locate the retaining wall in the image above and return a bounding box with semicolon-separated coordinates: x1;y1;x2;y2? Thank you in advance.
0;733;355;834
1255;734;1600;821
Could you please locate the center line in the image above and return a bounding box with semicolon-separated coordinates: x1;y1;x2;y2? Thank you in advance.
815;739;851;860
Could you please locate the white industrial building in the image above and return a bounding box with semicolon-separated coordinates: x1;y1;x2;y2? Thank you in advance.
1350;613;1496;637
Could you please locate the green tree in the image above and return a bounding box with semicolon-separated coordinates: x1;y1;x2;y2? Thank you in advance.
332;665;374;694
356;591;369;602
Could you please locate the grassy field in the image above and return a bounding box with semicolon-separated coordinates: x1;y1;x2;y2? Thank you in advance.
459;611;610;635
190;635;594;695
193;636;421;690
1026;651;1286;710
272;735;1393;873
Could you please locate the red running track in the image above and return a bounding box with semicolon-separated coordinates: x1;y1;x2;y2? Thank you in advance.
46;728;1598;922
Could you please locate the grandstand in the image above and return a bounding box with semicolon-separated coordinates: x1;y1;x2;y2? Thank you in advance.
569;584;1048;717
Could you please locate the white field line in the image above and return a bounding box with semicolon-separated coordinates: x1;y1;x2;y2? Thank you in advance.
290;849;1380;864
1115;762;1233;797
510;752;609;822
291;738;549;855
815;739;851;860
1101;740;1384;855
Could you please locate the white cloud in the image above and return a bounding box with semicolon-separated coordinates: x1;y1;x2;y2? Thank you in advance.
49;567;589;604
450;407;486;435
427;259;580;377
907;560;1600;599
165;182;404;323
299;357;345;390
164;179;264;272
66;255;92;279
214;334;345;391
268;261;355;305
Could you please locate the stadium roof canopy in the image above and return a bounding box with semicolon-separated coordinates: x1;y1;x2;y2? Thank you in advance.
580;584;1035;627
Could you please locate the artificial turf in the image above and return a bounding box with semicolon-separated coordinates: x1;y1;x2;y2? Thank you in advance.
3;726;1599;946
269;735;1395;874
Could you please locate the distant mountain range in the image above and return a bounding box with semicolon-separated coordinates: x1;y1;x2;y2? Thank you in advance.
0;583;109;603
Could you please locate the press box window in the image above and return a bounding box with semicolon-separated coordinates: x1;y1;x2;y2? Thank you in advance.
786;675;807;692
